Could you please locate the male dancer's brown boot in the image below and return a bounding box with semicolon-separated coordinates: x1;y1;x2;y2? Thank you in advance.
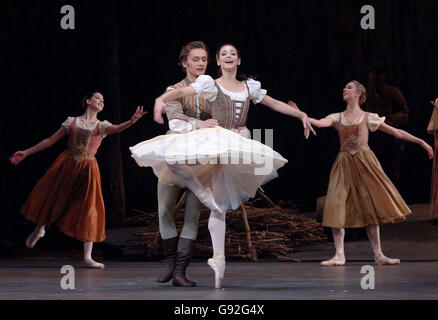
172;237;196;287
156;236;179;283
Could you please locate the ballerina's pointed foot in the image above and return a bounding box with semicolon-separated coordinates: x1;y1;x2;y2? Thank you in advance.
374;253;400;265
321;251;345;266
84;258;105;269
25;229;45;249
207;253;226;289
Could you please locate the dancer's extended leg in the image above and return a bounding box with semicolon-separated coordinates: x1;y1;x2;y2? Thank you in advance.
84;242;105;269
366;224;400;265
167;164;222;214
207;210;226;288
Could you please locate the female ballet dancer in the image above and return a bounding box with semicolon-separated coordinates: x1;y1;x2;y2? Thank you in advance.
9;92;146;268
309;81;433;266
427;98;438;217
132;43;315;288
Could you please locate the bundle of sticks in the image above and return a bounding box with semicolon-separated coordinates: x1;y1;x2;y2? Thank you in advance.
126;194;327;261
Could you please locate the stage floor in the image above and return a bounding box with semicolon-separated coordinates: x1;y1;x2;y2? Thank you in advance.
1;259;438;300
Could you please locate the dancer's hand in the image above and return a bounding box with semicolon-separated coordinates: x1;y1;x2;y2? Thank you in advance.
421;140;434;159
237;126;251;138
154;98;166;124
198;119;219;129
301;113;316;139
431;98;438;110
130;106;147;125
9;150;28;165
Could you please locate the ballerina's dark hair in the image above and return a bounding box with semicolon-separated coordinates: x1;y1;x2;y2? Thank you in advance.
216;43;254;81
80;91;101;109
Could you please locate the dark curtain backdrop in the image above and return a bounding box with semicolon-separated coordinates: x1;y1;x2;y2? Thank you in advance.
2;0;438;236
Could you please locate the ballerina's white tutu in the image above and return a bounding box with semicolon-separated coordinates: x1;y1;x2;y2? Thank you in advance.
130;126;287;212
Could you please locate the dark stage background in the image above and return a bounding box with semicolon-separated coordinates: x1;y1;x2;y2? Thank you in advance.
2;0;438;242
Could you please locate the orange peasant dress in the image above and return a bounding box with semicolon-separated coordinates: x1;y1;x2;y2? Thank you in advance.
322;112;411;228
20;117;112;242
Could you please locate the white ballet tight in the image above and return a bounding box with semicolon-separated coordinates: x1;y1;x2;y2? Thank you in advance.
208;210;226;255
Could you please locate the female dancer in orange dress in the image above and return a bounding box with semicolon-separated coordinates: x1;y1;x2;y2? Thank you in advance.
9;92;146;268
309;81;433;266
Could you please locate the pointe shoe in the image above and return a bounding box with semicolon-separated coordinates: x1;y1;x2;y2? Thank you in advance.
195;188;223;215
207;253;226;289
84;258;105;269
25;229;45;249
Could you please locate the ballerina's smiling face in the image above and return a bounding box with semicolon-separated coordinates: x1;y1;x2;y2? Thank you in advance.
217;44;241;71
86;92;104;111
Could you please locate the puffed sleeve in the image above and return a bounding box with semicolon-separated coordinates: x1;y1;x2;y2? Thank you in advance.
326;113;340;129
367;113;386;132
247;79;267;104
61;117;74;134
190;75;217;102
98;120;113;138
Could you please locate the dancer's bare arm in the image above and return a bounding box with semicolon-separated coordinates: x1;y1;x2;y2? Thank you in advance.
9;128;66;165
106;106;147;135
309;117;334;128
378;122;433;159
154;87;196;124
259;95;316;139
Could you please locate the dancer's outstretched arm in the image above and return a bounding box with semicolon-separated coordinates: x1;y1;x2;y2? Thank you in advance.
431;98;438;109
309;117;334;128
105;106;147;135
259;95;316;139
378;122;433;159
9;128;67;165
154;87;197;124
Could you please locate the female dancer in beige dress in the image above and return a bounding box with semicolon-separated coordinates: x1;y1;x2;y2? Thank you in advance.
427;98;438;217
309;81;433;266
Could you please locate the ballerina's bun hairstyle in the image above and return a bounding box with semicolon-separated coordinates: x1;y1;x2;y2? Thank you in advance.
352;80;367;105
178;41;209;72
81;92;100;109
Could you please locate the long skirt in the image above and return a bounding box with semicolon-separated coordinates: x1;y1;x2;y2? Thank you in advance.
21;151;106;242
322;149;411;228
